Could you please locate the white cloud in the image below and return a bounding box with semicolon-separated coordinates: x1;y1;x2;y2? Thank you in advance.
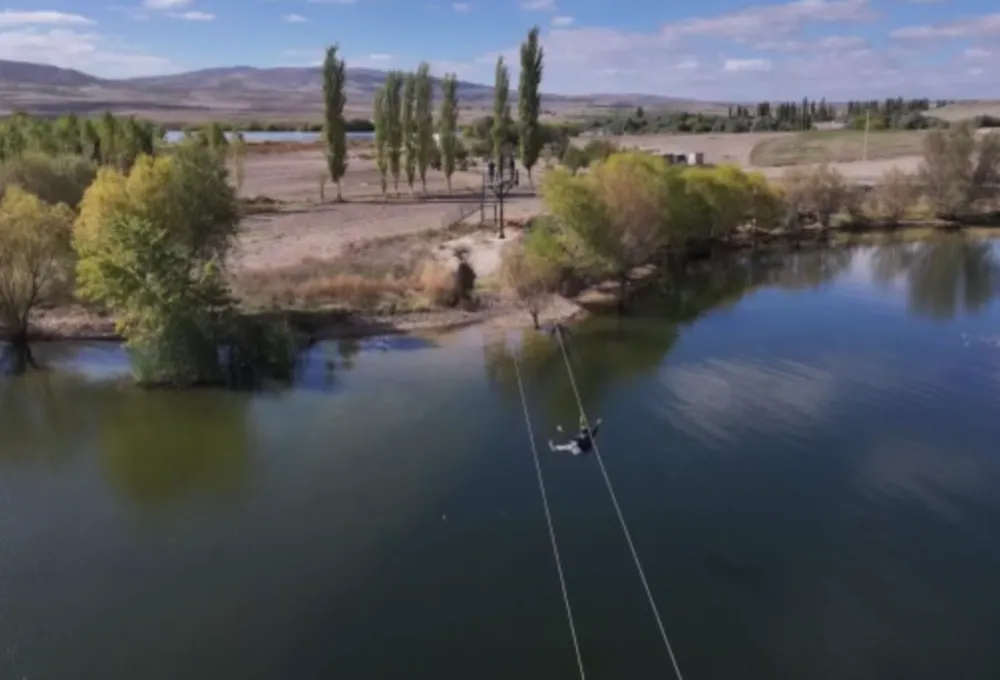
0;10;93;26
890;13;1000;39
552;15;573;26
724;57;773;71
142;0;190;7
963;47;992;59
521;0;555;10
169;10;214;20
452;2;471;11
457;1;1000;98
283;13;307;22
0;28;175;77
662;0;876;41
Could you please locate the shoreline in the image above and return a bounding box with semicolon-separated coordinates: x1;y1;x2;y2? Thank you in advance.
16;221;998;346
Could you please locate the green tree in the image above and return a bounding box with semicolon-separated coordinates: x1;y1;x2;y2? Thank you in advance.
540;152;673;310
518;26;544;186
383;71;404;195
414;62;435;193
322;44;348;201
438;73;459;194
0;153;96;209
0;187;74;369
402;72;417;193
373;87;390;197
492;56;511;161
499;239;560;329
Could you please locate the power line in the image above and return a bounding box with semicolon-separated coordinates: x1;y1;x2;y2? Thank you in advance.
553;325;686;680
511;350;588;680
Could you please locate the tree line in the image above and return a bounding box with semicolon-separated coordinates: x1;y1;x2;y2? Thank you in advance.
317;27;547;196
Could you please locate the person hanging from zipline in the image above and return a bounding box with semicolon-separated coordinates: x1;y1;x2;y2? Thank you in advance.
549;415;602;456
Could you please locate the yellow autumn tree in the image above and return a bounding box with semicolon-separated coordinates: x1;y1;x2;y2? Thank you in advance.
0;186;74;366
73;143;242;386
541;152;673;309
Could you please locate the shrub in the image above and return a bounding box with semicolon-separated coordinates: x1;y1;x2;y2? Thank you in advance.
872;168;917;225
0;153;96;209
919;124;1000;218
780;163;850;228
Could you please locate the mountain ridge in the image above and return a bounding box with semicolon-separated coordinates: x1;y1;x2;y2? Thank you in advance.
0;59;728;120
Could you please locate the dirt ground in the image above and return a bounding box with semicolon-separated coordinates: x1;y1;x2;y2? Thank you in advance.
232;149;543;272
229;130;935;276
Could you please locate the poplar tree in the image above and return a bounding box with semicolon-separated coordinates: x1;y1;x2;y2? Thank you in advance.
439;74;459;194
518;27;543;186
414;62;435;193
322;44;348;201
402;72;417;193
492;56;510;161
373;87;389;198
383;71;404;195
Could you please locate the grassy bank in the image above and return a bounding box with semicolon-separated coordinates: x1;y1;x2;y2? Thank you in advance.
750;130;929;166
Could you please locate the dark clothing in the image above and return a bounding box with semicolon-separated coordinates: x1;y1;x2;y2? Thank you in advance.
573;423;600;452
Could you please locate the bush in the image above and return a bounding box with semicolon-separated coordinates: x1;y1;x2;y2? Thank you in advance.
919;125;1000;218
872;168;917;225
780;163;850;228
0;153;96;209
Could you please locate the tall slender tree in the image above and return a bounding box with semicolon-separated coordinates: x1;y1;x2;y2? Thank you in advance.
383;71;404;195
414;62;435;193
439;74;459;194
492;56;510;162
402;72;417;193
373;87;389;198
322;44;348;201
518;26;543;187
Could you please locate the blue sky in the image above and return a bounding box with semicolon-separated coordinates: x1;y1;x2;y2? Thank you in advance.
3;0;999;97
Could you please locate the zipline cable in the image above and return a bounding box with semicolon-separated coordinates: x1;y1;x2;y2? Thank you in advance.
511;350;588;680
553;325;686;680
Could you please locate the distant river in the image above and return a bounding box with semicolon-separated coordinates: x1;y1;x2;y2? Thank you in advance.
163;130;374;144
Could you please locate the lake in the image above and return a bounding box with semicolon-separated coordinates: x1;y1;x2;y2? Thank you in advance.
3;235;1000;680
162;130;374;144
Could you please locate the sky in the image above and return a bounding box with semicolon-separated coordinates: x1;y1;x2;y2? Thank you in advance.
2;0;999;98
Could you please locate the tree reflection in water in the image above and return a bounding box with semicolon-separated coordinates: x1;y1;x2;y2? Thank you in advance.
99;389;251;508
485;246;856;424
872;235;999;320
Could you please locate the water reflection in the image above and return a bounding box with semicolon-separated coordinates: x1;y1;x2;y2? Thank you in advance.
0;370;98;464
872;235;999;320
485;318;679;424
99;389;251;507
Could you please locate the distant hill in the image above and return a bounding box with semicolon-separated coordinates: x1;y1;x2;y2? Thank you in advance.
0;59;728;122
0;60;100;88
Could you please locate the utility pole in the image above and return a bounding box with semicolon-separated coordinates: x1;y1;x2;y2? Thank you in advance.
486;149;519;239
862;108;871;162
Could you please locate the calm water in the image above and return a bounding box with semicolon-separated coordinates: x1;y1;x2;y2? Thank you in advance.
3;236;1000;680
162;130;373;144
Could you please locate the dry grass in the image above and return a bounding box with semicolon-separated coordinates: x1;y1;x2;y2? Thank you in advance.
230;226;477;313
750;130;929;167
931;101;1000;122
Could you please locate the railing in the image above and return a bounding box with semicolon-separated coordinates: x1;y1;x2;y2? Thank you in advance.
440;187;487;229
